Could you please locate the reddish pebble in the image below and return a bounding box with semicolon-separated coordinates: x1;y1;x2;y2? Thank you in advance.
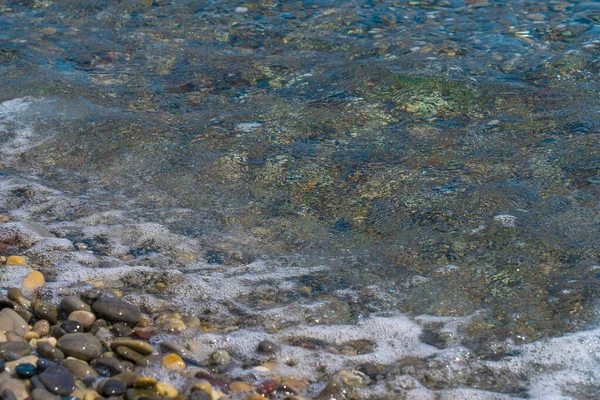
132;330;155;339
256;380;277;396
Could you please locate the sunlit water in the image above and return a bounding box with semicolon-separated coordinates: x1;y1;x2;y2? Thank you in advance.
1;0;600;398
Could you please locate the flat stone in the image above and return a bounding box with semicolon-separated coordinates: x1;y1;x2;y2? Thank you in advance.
59;297;91;316
94;356;126;375
5;256;26;266
36;342;65;362
57;333;102;361
39;365;76;396
114;346;143;363
22;271;45;291
99;378;126;397
159;342;189;357
92;297;141;326
109;339;153;356
62;359;98;380
0;342;31;359
257;340;280;355
0;309;28;335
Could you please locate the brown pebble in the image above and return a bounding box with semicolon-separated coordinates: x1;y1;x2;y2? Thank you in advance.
230;381;252;392
246;394;268;400
33;320;50;336
5;256;26;266
68;311;96;328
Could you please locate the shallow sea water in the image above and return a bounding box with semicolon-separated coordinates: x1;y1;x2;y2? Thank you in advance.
1;0;600;398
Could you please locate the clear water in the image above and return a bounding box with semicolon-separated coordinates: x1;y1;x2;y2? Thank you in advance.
1;0;600;398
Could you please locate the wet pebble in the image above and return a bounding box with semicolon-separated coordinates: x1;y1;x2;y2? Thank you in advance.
22;271;45;291
109;339;153;355
59;296;91;316
94;355;126;375
112;323;132;337
162;353;185;370
257;340;280;354
15;362;37;378
39;365;75;395
57;333;102;361
99;378;126;397
68;311;95;328
62;359;98;380
60;321;84;334
208;350;230;366
92;297;141;326
36;358;57;371
36;342;65;362
0;342;32;359
0;308;29;335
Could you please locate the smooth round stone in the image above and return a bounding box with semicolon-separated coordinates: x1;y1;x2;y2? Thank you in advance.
159;342;189;357
68;311;96;329
37;342;65;362
34;304;58;325
161;353;185;370
257;340;280;355
0;308;29;335
94;356;126;375
99;379;126;397
15;310;32;324
112;323;131;337
33;320;50;337
59;296;91;316
229;381;252;392
92;297;141;326
39;365;75;395
208;350;230;366
22;271;45;291
0;297;16;311
0;342;32;359
60;321;84;334
15;362;37;378
62;359;98;380
57;333;102;361
109;339;153;356
50;326;66;340
5;256;26;266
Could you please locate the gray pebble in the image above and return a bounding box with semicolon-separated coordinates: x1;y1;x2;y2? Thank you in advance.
57;333;102;361
92;297;141;326
39;365;75;396
37;342;65;362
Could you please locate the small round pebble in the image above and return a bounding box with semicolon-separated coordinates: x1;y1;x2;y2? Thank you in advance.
37;342;65;362
162;353;186;370
57;333;102;361
208;350;230;366
257;340;280;354
100;379;126;397
68;311;95;328
15;363;37;378
60;321;84;334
